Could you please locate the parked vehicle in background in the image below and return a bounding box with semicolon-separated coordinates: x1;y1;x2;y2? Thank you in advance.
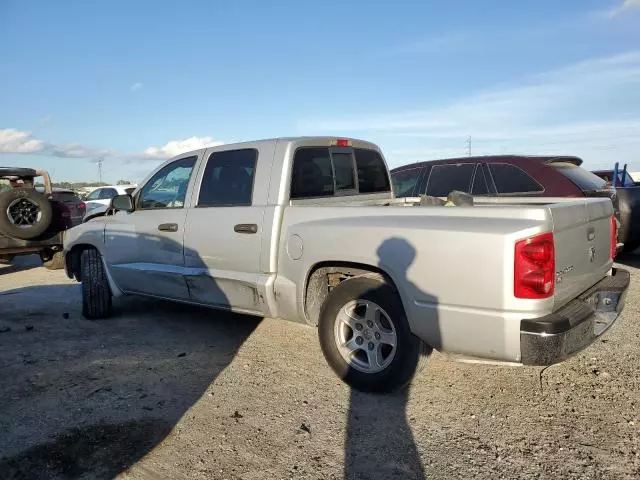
593;164;640;253
64;138;628;393
84;185;137;217
391;155;623;249
592;169;638;187
36;187;86;228
0;167;85;269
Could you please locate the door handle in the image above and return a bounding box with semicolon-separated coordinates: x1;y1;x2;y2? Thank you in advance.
158;223;178;232
234;223;258;234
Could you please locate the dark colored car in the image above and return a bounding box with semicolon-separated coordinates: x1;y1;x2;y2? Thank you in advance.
592;166;640;252
0;167;85;269
38;187;87;230
391;154;623;245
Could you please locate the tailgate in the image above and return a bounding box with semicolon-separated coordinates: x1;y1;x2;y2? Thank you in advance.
551;198;613;309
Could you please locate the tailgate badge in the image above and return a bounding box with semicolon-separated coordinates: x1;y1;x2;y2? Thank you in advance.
589;247;596;263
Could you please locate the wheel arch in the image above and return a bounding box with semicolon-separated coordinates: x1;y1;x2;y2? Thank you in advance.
65;243;124;297
65;243;94;281
303;261;402;327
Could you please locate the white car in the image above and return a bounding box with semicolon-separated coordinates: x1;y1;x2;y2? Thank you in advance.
84;185;137;216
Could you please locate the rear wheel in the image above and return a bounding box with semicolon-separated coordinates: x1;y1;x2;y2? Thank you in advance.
318;276;429;393
81;249;112;319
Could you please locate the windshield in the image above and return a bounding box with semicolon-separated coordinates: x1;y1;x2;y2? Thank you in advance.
552;164;607;191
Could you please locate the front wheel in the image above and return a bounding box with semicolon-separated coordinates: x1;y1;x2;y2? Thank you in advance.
318;276;429;393
81;249;112;319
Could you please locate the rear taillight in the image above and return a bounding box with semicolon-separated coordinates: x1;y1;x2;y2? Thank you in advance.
514;232;555;299
610;216;617;261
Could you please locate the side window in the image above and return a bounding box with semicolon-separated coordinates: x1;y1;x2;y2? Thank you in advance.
471;165;490;195
391;168;423;197
290;148;334;199
87;188;101;200
99;188;118;200
425;163;475;197
488;163;543;194
198;149;258;207
355;148;391;193
138;156;196;209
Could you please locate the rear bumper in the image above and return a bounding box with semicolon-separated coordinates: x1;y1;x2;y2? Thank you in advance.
520;268;630;366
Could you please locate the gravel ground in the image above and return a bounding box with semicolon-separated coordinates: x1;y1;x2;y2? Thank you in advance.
1;255;640;480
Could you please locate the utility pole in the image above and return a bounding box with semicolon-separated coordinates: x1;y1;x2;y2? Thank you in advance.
467;136;472;157
96;157;104;184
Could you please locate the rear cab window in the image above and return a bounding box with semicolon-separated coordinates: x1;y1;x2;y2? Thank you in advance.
290;145;390;200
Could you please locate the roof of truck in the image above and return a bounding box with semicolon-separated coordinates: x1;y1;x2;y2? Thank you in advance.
391;155;583;172
166;136;379;160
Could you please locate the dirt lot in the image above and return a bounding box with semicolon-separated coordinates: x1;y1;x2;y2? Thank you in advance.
1;255;640;480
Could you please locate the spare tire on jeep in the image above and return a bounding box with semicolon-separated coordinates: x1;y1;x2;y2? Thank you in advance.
0;188;53;239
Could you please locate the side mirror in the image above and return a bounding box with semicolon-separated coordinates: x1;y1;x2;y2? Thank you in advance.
111;194;134;212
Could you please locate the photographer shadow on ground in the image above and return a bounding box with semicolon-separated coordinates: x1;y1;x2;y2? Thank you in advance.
0;238;261;479
343;237;440;480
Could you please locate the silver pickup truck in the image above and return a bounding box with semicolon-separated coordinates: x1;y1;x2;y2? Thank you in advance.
64;137;630;393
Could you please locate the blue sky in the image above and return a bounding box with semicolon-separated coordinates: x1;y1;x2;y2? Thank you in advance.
1;0;640;183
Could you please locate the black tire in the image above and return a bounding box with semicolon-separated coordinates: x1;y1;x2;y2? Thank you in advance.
0;189;52;239
81;249;112;319
42;251;65;270
318;276;429;393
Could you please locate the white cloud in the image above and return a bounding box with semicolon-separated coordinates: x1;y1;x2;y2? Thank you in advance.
0;128;113;159
0;128;45;153
130;82;143;91
48;143;113;159
142;136;224;159
300;51;640;169
608;0;640;17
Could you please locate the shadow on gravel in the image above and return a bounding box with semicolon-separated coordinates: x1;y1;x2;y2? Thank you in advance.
344;238;438;480
0;255;41;275
0;420;172;479
2;235;438;479
0;281;260;479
